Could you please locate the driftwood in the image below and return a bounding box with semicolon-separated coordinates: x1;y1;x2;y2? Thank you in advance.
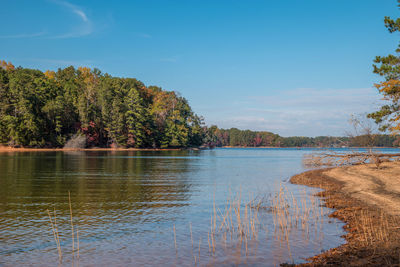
303;151;400;168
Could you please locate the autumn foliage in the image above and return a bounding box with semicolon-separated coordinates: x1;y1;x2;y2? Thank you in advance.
0;62;203;148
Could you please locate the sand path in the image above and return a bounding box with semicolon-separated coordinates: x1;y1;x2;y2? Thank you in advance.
324;162;400;215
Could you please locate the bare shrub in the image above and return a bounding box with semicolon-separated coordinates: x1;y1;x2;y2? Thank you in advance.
64;134;86;149
346;114;378;147
303;114;400;169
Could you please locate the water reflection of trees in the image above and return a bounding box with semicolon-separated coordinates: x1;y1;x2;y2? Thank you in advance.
0;150;200;222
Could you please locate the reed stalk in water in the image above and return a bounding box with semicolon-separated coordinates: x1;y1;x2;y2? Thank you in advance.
77;229;80;259
47;192;80;263
68;191;75;259
173;224;177;254
161;184;330;264
47;209;62;263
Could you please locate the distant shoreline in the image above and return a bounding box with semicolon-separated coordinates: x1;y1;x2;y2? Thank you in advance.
290;162;400;266
222;146;399;149
0;146;398;152
0;146;186;152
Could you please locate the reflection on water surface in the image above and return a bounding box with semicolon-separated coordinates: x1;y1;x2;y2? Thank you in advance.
0;148;347;266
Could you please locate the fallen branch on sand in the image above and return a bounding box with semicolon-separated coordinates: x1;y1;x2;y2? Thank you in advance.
303;151;400;168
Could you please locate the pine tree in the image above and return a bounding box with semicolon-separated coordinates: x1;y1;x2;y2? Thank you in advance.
368;1;400;133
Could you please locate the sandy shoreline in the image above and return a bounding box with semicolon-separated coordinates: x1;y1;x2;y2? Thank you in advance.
290;162;400;266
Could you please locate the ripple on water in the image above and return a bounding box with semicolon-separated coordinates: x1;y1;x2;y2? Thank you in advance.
0;148;356;266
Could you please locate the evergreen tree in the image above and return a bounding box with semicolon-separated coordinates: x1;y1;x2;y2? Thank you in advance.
368;1;400;133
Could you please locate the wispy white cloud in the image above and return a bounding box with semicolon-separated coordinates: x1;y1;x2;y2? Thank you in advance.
248;88;382;110
48;0;93;38
50;0;88;22
204;87;386;136
73;9;88;22
0;31;47;39
51;25;93;39
24;57;94;67
0;1;93;39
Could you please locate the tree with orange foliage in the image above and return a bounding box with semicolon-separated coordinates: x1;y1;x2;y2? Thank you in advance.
368;1;400;133
0;60;15;71
44;70;56;80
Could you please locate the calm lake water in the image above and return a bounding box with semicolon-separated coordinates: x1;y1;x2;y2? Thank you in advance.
0;148;364;266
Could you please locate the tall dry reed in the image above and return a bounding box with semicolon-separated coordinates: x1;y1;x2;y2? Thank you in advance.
47;192;80;263
188;184;330;264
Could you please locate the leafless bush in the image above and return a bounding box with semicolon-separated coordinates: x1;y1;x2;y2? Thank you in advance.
64;134;86;149
346;114;378;147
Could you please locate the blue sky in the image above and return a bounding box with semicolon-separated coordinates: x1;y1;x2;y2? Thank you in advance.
1;0;399;136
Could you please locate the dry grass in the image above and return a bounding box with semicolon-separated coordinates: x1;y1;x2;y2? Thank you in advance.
171;185;330;265
355;209;391;246
47;192;80;264
47;208;62;263
206;190;263;256
291;168;400;266
68;191;75;260
173;223;177;253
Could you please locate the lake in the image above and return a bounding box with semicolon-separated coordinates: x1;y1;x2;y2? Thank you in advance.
0;148;350;266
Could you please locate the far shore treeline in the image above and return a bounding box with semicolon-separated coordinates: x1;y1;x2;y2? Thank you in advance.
0;61;399;149
203;126;400;148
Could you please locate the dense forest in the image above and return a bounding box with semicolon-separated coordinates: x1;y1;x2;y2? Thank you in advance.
0;61;203;148
203;126;400;148
0;61;399;149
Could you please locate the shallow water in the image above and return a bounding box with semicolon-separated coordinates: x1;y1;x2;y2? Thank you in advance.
0;147;376;266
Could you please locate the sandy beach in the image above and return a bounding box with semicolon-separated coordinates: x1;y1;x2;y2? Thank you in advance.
290;162;400;266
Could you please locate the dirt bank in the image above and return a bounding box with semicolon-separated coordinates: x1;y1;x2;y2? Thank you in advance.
290;162;400;266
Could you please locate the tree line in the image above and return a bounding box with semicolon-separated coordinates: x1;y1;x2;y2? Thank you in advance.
203;126;400;148
0;61;399;149
0;61;203;148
